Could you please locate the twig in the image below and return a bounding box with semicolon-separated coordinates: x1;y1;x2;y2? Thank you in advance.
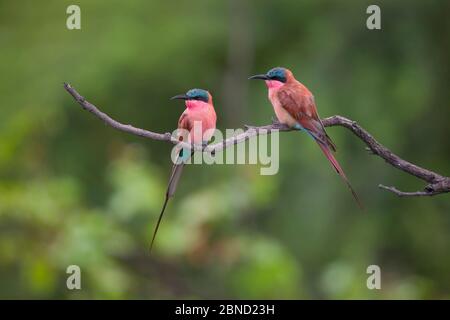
378;185;443;197
64;83;450;197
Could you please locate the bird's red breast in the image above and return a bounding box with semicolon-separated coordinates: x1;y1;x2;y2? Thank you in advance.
267;70;335;150
178;98;216;144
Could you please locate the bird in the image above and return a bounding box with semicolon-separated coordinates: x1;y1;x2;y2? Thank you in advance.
249;67;363;209
150;88;217;251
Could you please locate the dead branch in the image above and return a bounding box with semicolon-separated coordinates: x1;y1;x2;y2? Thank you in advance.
64;83;450;197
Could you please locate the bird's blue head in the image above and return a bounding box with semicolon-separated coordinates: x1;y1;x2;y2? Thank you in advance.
171;88;210;103
249;67;288;83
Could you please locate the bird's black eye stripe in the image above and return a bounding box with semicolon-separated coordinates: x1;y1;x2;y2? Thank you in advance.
269;75;286;83
193;95;208;102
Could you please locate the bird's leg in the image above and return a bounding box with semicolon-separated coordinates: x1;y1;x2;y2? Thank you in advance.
201;141;215;155
271;117;282;126
272;118;297;131
271;117;290;130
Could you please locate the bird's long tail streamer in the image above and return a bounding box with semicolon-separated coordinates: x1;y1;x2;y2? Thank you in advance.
150;148;191;252
316;141;364;210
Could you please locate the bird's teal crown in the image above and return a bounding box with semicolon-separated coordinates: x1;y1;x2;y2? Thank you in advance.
186;88;209;102
267;67;287;83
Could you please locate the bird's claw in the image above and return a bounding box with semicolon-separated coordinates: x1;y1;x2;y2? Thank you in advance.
271;117;282;125
273;122;289;130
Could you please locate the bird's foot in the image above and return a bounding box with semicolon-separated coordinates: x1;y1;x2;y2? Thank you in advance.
271;117;282;126
271;119;290;130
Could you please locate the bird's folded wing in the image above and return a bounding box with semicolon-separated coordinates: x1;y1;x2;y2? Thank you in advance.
277;87;336;151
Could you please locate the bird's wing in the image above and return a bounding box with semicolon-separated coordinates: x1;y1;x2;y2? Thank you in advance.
175;111;194;150
277;85;362;208
277;86;337;151
178;111;193;132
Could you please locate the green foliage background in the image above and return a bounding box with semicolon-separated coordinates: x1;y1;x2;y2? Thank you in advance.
0;0;449;299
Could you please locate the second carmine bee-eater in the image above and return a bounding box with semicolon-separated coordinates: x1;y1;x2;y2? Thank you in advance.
249;67;363;209
150;89;217;251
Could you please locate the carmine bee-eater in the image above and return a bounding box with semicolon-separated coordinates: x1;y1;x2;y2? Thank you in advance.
150;89;217;251
249;67;363;209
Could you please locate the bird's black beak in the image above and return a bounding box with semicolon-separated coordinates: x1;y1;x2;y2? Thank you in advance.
248;74;269;80
170;94;189;100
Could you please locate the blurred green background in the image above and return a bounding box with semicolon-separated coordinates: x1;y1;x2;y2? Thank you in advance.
0;0;449;299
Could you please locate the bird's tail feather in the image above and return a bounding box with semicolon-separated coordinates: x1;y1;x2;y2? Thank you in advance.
150;148;191;252
168;147;193;197
167;162;185;198
316;141;364;210
150;194;170;252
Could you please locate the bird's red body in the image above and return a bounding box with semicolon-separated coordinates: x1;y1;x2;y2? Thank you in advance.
253;67;362;208
151;89;217;251
267;69;336;150
178;94;217;144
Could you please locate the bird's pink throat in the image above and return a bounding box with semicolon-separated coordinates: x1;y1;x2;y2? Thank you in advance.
265;80;284;90
185;100;209;109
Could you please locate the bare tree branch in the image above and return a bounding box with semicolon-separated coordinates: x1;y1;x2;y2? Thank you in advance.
378;185;444;197
64;83;450;197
